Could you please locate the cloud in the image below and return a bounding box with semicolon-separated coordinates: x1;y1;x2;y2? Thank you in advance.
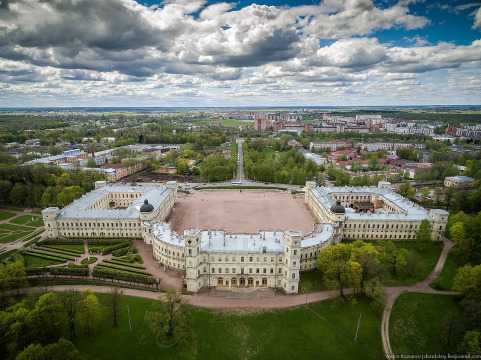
302;0;429;39
473;6;481;29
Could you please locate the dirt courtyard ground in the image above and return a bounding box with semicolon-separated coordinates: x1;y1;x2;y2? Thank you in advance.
167;190;316;235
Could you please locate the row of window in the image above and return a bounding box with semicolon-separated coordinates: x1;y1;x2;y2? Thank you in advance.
346;223;419;230
58;221;140;228
208;267;281;275
202;255;284;263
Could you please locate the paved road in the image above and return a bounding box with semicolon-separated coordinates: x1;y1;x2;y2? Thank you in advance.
236;138;244;182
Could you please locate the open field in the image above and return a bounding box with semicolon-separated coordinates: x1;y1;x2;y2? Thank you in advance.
74;294;383;360
390;293;468;355
168;190;316;234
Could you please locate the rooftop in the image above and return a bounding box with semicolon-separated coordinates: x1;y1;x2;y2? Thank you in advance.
55;185;173;220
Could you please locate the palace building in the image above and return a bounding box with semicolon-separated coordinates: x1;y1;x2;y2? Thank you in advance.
43;181;448;294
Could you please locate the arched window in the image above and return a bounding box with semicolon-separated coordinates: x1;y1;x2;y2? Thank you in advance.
262;278;267;287
217;278;223;286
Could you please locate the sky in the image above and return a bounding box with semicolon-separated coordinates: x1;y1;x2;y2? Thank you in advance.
0;0;480;107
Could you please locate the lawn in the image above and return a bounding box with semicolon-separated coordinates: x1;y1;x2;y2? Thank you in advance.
0;223;35;231
47;244;86;254
0;211;16;221
0;231;31;243
390;293;468;355
383;241;444;286
433;249;481;291
23;254;63;267
298;269;330;294
28;218;44;227
340;240;443;286
10;215;40;225
74;294;383;360
81;256;97;265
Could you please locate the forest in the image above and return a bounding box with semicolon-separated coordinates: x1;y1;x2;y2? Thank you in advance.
0;165;105;207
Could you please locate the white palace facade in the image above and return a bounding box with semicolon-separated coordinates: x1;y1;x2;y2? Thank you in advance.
43;180;448;294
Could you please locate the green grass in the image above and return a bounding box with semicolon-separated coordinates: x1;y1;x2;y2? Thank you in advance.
0;223;35;231
384;242;444;286
9;215;40;225
0;231;31;243
74;294;383;360
343;240;444;287
43;245;85;255
433;249;481;291
390;293;468;355
0;211;16;221
47;244;85;253
23;254;63;267
28;218;44;227
31;210;43;214
299;269;330;294
81;256;97;265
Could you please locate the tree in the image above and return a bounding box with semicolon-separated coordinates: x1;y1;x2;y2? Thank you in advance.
399;182;415;200
85;158;97;168
405;250;425;278
364;277;385;313
176;159;188;176
458;331;481;355
15;339;85;360
59;290;80;340
451;222;476;263
145;291;197;358
453;264;481;325
444;186;455;210
106;286;123;327
440;311;458;346
77;288;101;336
434;187;443;205
377;240;408;275
416;219;432;252
317;244;362;296
349;240;384;293
130;173;138;186
34;292;63;342
421;187;431;202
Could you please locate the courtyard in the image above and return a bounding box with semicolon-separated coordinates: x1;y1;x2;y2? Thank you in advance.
168;190;316;235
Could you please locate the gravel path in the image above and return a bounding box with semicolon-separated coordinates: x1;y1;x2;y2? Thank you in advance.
380;236;458;357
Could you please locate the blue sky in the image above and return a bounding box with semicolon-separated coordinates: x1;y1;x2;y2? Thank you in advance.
0;0;480;106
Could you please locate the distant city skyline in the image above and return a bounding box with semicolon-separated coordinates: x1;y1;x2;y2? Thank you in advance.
0;0;480;107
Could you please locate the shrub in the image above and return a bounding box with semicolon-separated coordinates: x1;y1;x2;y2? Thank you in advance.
26;267;49;276
50;267;89;277
32;246;80;257
96;263;152;276
40;239;83;246
92;267;155;285
23;251;66;263
112;246;135;257
101;242;132;255
103;259;146;269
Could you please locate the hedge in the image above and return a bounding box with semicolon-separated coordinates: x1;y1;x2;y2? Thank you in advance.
39;239;132;246
32;246;80;257
49;267;89;277
96;263;152;276
40;239;83;246
41;245;83;255
103;259;146;269
92;267;155;285
26;267;49;276
23;251;66;263
101;242;132;255
27;249;76;261
111;246;137;257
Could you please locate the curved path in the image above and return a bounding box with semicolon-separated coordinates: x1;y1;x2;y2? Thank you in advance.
381;236;458;357
19;235;459;357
